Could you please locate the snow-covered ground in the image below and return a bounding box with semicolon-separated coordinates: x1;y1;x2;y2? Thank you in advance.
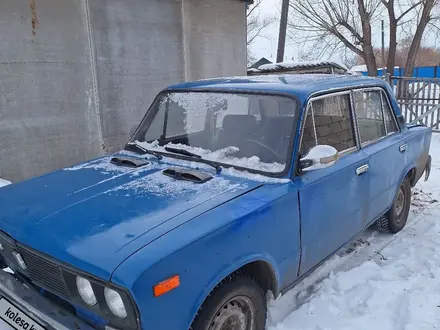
267;133;440;330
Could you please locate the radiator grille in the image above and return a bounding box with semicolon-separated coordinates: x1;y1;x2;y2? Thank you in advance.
0;232;70;299
16;245;70;299
0;234;17;265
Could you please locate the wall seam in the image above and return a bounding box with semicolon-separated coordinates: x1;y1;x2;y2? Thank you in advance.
181;0;189;81
84;0;106;154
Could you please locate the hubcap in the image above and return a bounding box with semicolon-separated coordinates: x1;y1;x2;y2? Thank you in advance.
394;186;405;219
209;296;256;330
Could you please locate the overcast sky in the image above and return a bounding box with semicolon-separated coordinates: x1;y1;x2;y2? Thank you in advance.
249;0;290;62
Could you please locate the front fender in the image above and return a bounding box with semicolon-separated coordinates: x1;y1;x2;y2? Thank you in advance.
111;182;300;330
188;253;280;327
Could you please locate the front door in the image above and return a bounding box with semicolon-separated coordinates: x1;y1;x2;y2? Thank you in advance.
297;91;370;275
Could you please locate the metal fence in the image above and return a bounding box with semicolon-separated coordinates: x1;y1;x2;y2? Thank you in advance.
386;76;440;130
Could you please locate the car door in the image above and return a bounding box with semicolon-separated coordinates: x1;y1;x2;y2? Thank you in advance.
297;91;370;275
352;88;404;223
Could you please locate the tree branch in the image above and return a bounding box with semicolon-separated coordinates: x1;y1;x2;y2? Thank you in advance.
397;0;423;22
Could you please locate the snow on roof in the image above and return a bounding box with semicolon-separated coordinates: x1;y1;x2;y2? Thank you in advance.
350;64;367;72
351;65;401;72
257;60;348;72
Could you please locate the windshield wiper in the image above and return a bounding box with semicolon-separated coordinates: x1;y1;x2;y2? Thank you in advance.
126;143;221;173
164;146;202;158
124;143;163;160
164;147;222;173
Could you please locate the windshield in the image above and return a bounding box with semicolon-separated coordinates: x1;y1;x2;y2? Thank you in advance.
130;91;297;174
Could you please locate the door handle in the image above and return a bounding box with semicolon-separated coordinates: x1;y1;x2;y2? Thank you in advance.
356;164;369;176
399;144;407;153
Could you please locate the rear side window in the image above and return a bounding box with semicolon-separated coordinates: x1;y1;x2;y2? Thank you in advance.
300;93;356;155
354;90;399;144
381;92;399;134
353;91;386;144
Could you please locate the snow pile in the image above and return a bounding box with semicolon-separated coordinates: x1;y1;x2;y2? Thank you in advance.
134;141;286;173
63;147;288;184
0;179;11;187
222;167;290;184
268;133;440;330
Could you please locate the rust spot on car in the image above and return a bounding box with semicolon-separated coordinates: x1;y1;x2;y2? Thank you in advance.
29;0;39;36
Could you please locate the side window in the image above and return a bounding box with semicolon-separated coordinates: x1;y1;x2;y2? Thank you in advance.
381;92;399;134
354;90;386;144
300;94;356;155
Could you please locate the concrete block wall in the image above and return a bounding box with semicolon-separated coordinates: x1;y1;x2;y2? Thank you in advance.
301;114;355;154
0;0;247;182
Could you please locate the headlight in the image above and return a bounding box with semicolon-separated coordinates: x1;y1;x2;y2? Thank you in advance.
63;271;139;329
104;287;127;318
76;276;97;306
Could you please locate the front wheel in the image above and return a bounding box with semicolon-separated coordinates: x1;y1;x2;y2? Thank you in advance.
190;272;266;330
376;178;411;233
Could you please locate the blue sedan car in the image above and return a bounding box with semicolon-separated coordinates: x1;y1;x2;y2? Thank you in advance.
0;74;432;330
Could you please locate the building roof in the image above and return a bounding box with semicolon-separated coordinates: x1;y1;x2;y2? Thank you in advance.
248;60;348;75
167;74;389;103
249;57;272;69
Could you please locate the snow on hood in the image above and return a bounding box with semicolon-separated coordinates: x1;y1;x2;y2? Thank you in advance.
0;179;11;188
0;155;268;279
109;169;244;198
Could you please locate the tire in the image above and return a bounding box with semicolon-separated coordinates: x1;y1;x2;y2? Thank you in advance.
190;271;267;330
376;178;411;233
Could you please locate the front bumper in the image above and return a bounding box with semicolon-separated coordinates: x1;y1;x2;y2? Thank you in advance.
0;269;95;330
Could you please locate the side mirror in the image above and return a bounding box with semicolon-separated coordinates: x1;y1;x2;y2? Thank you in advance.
300;145;339;172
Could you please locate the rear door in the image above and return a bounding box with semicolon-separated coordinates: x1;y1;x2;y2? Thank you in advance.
297;91;370;275
352;88;404;223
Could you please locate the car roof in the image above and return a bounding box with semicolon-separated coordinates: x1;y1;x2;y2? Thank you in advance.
166;74;389;103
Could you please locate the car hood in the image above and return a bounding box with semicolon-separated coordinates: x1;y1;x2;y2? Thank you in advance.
0;154;262;280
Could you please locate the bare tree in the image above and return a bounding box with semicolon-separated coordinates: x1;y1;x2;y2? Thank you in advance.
289;0;382;76
382;0;438;75
247;0;276;46
404;0;438;75
247;0;276;65
355;43;440;67
290;0;439;76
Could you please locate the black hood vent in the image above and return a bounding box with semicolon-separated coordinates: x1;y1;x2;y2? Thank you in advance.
110;156;149;168
162;167;213;184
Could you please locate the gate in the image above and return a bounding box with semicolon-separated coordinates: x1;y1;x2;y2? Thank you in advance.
387;76;440;130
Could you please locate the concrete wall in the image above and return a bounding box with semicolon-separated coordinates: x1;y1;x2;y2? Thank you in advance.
0;0;246;182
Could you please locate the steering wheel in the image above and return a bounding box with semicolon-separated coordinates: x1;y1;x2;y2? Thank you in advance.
244;139;284;164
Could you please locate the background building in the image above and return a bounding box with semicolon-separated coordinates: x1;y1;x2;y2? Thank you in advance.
0;0;250;181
